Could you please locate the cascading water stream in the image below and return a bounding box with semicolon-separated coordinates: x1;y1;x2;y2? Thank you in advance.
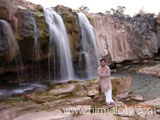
31;16;41;81
0;19;24;82
31;16;40;61
43;8;74;81
78;12;99;79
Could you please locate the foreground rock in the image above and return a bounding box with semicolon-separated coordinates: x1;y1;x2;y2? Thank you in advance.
0;100;41;120
130;94;144;101
49;84;76;95
138;64;160;77
139;97;160;109
43;97;93;109
111;77;132;100
25;77;132;104
1;0;160;83
2;77;160;120
13;110;71;120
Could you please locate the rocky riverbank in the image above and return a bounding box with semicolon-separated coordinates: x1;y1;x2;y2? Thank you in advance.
1;0;160;83
0;0;160;119
0;76;160;120
138;64;160;77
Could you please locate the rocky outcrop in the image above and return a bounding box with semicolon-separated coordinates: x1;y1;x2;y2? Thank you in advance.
89;13;159;63
0;0;160;83
138;64;160;77
111;76;132;99
13;110;72;120
1;77;160;120
25;77;132;104
0;0;50;82
139;97;160;108
0;1;81;83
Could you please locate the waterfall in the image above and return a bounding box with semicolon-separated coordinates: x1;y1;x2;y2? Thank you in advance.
0;19;24;82
43;8;74;81
78;13;99;79
31;16;40;61
31;16;41;81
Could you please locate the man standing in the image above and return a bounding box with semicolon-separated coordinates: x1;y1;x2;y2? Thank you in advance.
98;58;114;106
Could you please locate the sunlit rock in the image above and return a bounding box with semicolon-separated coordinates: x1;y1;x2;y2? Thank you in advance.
138;64;160;77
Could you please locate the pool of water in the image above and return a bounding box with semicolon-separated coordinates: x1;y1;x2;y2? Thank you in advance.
0;69;160;100
112;71;160;100
0;83;47;98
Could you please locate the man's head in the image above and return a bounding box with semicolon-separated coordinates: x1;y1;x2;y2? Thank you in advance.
100;58;107;67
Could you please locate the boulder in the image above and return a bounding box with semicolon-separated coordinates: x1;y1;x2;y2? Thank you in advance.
87;89;99;97
73;76;132;100
49;84;75;96
111;77;132;99
138;64;160;77
130;94;144;101
138;97;160;109
74;83;87;91
73;90;88;97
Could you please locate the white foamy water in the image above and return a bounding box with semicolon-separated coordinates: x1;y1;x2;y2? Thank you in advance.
44;8;74;81
0;19;24;81
78;13;99;79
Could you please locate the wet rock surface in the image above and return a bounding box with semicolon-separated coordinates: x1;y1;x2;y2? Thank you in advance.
0;0;160;120
0;77;159;120
138;64;160;77
0;0;160;83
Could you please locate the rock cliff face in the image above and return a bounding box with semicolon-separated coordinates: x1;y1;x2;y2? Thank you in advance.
0;0;160;83
0;0;49;62
89;14;159;62
0;0;49;82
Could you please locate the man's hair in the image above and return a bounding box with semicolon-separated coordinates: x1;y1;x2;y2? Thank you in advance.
100;58;107;62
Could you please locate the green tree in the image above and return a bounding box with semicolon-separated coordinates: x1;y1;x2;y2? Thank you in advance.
77;5;89;12
105;10;111;15
116;6;126;15
106;6;126;16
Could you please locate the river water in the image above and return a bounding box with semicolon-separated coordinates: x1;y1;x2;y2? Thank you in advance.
112;71;160;100
0;67;160;100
